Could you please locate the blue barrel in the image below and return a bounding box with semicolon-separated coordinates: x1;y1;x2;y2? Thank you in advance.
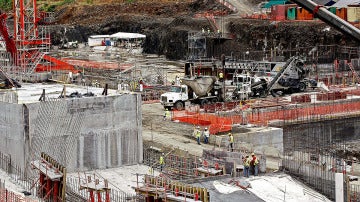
105;39;111;46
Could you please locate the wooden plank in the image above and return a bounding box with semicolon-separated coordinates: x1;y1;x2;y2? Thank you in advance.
31;160;63;180
195;167;222;175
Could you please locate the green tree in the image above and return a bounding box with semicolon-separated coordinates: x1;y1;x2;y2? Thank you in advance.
0;0;12;11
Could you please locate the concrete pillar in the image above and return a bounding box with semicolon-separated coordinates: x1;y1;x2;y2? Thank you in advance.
335;173;344;202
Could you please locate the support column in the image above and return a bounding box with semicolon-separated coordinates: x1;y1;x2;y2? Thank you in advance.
89;190;95;202
97;191;102;202
335;173;344;202
39;173;45;197
45;178;51;199
53;181;59;202
105;190;110;202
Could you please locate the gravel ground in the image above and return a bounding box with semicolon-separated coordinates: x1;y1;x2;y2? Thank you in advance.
142;102;216;156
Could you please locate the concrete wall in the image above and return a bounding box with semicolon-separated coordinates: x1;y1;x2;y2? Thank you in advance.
0;93;142;172
211;127;283;158
0;102;27;169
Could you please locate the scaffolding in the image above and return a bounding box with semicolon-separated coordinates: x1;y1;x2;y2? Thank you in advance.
135;174;210;202
187;31;207;61
143;143;227;181
0;0;76;82
31;152;66;202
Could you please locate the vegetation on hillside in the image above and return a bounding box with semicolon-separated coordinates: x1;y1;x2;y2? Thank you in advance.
0;0;12;11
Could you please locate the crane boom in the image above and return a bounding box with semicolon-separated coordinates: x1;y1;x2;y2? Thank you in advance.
291;0;360;42
0;13;17;64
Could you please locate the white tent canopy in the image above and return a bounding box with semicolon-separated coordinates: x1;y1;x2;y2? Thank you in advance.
313;0;334;5
88;32;146;47
88;35;111;39
110;32;146;39
332;0;360;7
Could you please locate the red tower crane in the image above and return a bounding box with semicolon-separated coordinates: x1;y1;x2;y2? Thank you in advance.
0;13;17;64
0;0;76;78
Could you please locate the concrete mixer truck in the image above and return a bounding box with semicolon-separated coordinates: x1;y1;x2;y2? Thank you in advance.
160;76;222;110
160;73;259;110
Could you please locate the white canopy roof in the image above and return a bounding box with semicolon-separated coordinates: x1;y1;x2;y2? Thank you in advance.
332;0;360;7
88;35;110;39
110;32;146;39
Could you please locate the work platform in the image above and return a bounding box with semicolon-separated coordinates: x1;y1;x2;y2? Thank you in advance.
31;160;63;180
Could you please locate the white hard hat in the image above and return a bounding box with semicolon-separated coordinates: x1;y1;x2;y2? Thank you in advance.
197;126;200;129
205;127;208;130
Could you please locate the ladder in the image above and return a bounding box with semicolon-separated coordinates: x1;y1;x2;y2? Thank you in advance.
347;62;360;84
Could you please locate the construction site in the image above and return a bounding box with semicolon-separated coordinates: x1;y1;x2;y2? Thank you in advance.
0;0;360;201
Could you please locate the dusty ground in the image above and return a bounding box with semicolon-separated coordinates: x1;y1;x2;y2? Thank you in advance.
142;102;216;155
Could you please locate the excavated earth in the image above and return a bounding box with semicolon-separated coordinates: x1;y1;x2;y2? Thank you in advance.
51;0;358;60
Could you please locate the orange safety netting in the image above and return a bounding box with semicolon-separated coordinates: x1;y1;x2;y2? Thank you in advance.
172;100;360;133
247;100;360;125
172;110;232;134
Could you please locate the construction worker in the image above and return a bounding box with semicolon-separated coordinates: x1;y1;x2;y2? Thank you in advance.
175;75;180;85
163;108;170;121
194;126;201;145
219;71;224;82
203;127;210;144
243;155;250;177
159;153;165;172
148;166;154;175
250;153;259;176
228;133;234;152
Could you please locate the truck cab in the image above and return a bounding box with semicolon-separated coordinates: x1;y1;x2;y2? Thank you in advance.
160;85;188;110
230;73;254;100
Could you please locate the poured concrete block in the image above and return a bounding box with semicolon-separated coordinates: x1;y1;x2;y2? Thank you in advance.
0;84;143;172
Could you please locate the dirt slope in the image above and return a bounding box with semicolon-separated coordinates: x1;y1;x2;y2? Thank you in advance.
55;0;230;25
